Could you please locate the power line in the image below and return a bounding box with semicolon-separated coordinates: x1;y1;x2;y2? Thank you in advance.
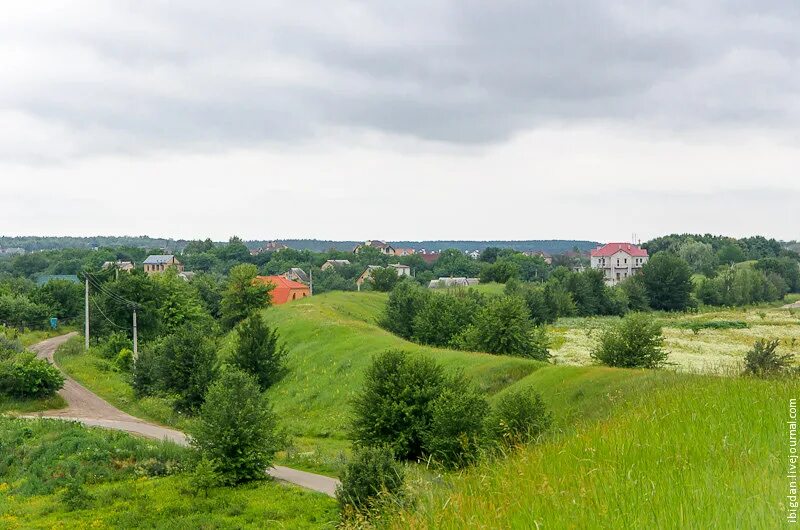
91;296;127;329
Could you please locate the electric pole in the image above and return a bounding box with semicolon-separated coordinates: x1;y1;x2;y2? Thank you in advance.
309;268;313;296
84;275;90;351
132;305;138;365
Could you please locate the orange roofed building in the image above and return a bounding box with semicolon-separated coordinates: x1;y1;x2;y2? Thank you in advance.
255;275;310;305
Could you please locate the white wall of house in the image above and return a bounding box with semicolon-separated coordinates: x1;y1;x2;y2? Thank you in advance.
590;251;648;285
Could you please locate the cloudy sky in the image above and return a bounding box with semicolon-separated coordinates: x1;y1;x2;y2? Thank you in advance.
2;1;798;242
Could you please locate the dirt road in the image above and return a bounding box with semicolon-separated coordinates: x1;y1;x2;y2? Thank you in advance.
25;333;340;497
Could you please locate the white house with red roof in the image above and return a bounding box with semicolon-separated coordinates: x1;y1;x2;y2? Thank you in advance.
590;243;649;285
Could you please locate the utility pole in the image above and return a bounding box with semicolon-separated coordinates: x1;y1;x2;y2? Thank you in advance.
84;275;90;351
132;305;138;365
309;268;313;296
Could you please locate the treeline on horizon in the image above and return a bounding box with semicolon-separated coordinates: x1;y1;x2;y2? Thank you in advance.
0;236;600;254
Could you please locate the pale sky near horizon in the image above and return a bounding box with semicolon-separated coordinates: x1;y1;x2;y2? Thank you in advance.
2;2;799;243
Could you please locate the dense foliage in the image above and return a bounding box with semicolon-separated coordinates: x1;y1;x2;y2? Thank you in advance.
591;313;667;368
488;388;553;446
191;369;278;485
230;313;287;390
336;445;406;516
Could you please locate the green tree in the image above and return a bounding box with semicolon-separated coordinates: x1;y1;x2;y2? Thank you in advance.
220;264;271;329
381;281;430;340
191;369;278;485
641;253;693;311
369;267;400;292
679;240;718;276
230;314;287;390
422;381;489;468
591;312;667;368
412;291;482;347
456;296;549;359
336;445;405;516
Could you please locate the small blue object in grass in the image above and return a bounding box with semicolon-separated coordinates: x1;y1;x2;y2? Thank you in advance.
49;318;58;330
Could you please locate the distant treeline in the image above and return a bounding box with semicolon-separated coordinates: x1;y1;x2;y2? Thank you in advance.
2;236;600;255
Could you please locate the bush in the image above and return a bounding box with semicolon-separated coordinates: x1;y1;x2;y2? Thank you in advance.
456;296;550;359
488;388;552;446
230;313;287;391
641;253;694;311
381;281;430;340
336;445;405;516
351;351;447;460
422;382;489;468
591;313;667;368
100;331;133;360
191;368;278;485
413;291;482;347
0;353;64;398
115;348;134;372
743;339;794;377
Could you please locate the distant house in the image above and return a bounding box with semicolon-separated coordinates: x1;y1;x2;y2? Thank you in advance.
355;264;411;290
284;267;309;283
467;250;481;260
178;271;196;282
102;260;135;272
0;247;25;256
428;277;480;289
255;275;310;305
35;274;80;286
590;243;649;285
321;259;351;271
394;248;416;256
143;255;184;275
418;251;440;265
353;240;396;256
250;241;289;255
522;250;553;265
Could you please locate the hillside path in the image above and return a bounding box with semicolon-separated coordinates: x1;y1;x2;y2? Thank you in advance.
23;333;340;497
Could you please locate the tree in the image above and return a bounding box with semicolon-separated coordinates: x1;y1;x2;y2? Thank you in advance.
191;369;278;485
32;280;83;321
619;275;649;312
412;291;482;347
145;326;218;412
369;267;400;292
230;314;287;390
591;312;667;368
381;281;430;340
679;240;718;276
152;269;212;334
422;382;489;468
641;253;693;311
351;351;447;460
220;264;271;329
456;296;549;359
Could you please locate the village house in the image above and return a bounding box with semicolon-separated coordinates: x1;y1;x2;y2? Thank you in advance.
143;255;184;275
102;260;135;272
418;251;440;265
250;241;289;255
467;250;481;260
428;277;480;289
522;250;553;265
590;243;649;285
255;275;310;305
356;264;411;290
394;248;416;256
283;267;309;283
321;259;351;271
353;240;396;255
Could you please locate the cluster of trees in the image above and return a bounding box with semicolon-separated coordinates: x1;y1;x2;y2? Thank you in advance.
0;278;83;329
337;350;552;516
381;281;550;359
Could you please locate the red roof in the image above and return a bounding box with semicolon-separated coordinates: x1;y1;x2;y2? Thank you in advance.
590;243;648;258
255;276;309;305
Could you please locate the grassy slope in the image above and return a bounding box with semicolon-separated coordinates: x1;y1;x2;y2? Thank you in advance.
393;375;793;528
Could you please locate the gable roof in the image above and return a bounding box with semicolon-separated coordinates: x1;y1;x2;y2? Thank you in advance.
286;267;309;282
35;274;81;286
143;254;177;265
324;259;351;266
590;243;648;258
255;275;309;304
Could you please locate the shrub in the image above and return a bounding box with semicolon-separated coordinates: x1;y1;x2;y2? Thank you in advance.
412;291;482;348
100;331;133;360
381;281;430;340
191;368;278;485
369;267;402;292
62;474;93;511
488;388;552;446
115;348;134;372
190;456;221;498
336;445;405;516
743;339;794;377
456;296;550;359
230;313;287;390
591;313;667;368
351;351;447;460
0;353;64;398
422;382;489;468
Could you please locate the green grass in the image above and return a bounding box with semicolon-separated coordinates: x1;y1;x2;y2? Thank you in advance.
17;326;76;348
0;417;336;529
0;394;66;415
391;375;795;528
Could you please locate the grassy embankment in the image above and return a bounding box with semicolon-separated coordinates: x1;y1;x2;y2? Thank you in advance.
0;417;337;529
57;291;676;474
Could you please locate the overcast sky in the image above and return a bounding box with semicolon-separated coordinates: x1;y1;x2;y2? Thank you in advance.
2;1;798;243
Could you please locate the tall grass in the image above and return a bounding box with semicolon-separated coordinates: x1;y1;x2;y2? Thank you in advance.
390;375;795;528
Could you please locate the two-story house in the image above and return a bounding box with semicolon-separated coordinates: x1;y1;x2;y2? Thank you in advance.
143;255;184;275
590;243;648;285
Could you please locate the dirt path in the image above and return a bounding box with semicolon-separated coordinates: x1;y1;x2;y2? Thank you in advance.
24;333;340;497
783;301;800;309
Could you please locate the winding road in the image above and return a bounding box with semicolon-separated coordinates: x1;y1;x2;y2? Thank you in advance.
24;333;340;497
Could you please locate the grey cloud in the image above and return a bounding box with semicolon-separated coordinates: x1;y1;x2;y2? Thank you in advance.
3;0;800;158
